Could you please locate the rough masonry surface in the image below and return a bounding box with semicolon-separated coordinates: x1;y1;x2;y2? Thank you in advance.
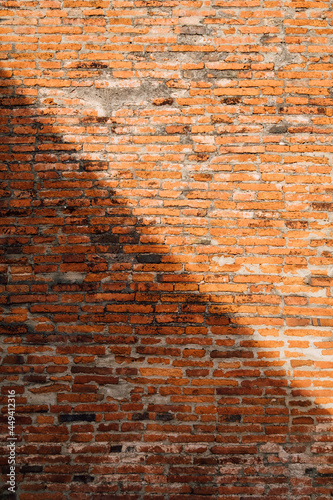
1;0;333;498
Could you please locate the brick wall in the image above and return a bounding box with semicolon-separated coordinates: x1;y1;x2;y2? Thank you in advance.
1;0;333;498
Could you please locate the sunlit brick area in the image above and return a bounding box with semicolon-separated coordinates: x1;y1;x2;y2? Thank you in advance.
1;0;333;498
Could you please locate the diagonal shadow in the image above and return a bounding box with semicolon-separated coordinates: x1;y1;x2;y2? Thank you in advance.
0;68;332;500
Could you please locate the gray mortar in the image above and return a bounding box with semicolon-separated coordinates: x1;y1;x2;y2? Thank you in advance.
271;44;304;70
74;81;173;113
99;379;133;401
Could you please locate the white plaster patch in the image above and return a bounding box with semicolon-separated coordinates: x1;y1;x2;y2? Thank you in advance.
236;264;261;274
305;346;329;361
216;79;233;87
108;79;141;88
95;103;107;117
212;256;235;266
63;272;85;282
100;380;132;401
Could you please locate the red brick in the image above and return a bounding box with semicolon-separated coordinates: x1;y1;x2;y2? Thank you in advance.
1;1;333;497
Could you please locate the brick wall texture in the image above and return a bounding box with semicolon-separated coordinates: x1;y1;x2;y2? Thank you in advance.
1;0;333;498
